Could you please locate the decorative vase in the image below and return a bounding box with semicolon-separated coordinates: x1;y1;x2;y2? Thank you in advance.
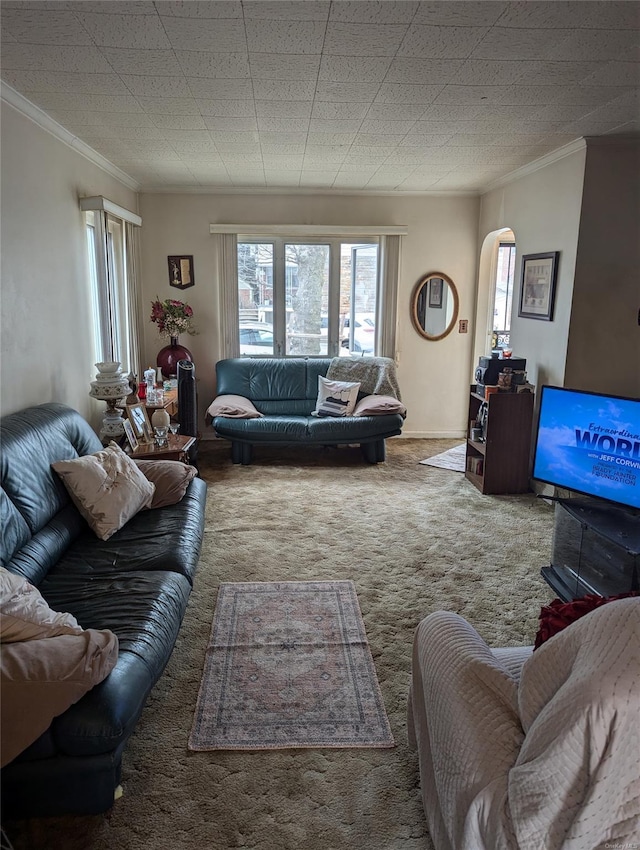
156;336;192;379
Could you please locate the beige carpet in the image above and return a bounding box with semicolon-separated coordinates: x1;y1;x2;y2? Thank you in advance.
189;580;394;751
6;438;554;850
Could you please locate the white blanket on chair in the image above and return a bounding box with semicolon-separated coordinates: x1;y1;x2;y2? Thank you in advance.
326;356;401;400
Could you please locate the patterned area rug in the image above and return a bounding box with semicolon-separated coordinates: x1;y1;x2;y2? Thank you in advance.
189;580;394;751
419;443;466;471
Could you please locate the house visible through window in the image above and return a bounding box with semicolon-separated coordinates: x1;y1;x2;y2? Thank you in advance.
237;238;379;357
492;240;516;351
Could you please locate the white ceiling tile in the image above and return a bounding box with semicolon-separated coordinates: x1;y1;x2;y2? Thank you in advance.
366;176;405;191
358;119;416;134
253;80;317;101
0;43;114;72
386;58;466;86
264;173;302;186
220;152;263;163
314;81;380;102
161;129;214;142
98;48;183;76
341;155;388;169
580;62;640;88
260;131;308;145
470;28;574;61
413;2;506;27
452;59;535;86
397;133;451;146
210;131;260;144
158;1;242;18
365;103;426;121
261;142;306;155
214;141;261;153
148;113;208;130
446;133;543;147
304;144;350;157
330;2;418;24
432;85;512;105
519;60;610;86
324;22;409;57
312;101;369;120
354;133;406;146
245;20;327;54
408;120;480;134
177;52;249;79
120;75;191;98
76;12;171;49
307;132;357;145
136;96;200;114
204;117;258;132
196;99;255;117
27;92;142;112
161;16;246;52
83;125;165;141
547;85;629;106
350;144;398;157
243;1;330;21
64;4;161;15
0;70;129;95
374;84;442;104
397;176;441;189
262;155;305;169
257;117;311;132
249;54;320;81
318;55;392;83
496;2;593;29
175;151;224;164
48;109;155;127
1;9;93;45
584;1;640;29
167;139;219;153
256;101;312;119
187;78;253;99
399;25;489;59
308;119;362;133
333;173;376;187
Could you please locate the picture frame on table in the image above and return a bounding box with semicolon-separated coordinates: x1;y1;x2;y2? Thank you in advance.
428;277;443;308
518;252;559;321
122;418;139;452
127;403;152;443
168;255;195;289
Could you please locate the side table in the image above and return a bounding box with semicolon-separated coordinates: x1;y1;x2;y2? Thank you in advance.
126;434;196;464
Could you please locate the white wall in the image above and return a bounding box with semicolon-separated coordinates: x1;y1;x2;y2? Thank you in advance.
477;147;587;393
139;191;480;438
0;102;138;421
566;138;640;397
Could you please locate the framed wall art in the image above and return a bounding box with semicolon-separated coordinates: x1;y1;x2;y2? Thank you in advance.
428;277;443;308
168;255;195;290
518;252;559;321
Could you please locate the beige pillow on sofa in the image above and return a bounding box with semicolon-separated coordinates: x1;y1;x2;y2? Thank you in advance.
353;395;407;416
207;395;263;419
134;459;198;508
0;567;82;643
52;441;155;541
1;630;119;766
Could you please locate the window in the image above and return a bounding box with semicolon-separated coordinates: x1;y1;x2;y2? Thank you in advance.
237;238;379;357
492;241;516;350
81;197;142;376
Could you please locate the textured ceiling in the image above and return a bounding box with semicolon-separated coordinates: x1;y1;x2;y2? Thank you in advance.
1;1;639;193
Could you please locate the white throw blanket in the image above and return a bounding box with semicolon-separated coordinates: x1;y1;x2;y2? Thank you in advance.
326;356;401;400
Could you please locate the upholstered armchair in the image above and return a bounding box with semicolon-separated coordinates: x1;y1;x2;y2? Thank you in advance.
408;598;639;850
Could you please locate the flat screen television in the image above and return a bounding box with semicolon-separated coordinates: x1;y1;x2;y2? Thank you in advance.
532;385;640;510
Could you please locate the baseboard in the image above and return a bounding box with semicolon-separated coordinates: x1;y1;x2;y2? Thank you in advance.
399;431;466;439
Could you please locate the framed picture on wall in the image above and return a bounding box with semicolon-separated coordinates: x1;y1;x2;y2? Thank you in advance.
168;255;195;289
518;252;559;321
428;277;443;308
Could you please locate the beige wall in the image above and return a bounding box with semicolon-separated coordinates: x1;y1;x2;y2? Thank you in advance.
566;138;640;397
139;191;480;438
476;147;587;393
0;102;138;421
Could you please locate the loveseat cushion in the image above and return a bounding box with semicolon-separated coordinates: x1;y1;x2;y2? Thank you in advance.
307;412;404;442
28;570;191;757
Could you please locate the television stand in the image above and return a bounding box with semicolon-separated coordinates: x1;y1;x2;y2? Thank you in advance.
542;497;640;601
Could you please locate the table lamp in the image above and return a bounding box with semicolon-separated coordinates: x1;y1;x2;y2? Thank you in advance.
89;362;131;443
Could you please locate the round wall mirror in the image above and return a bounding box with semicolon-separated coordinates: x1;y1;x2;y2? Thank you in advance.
411;272;459;341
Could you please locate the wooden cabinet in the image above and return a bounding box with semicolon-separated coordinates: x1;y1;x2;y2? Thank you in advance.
465;386;534;495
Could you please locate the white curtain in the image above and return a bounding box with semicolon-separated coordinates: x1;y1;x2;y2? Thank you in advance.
125;221;144;380
214;233;239;358
377;235;401;359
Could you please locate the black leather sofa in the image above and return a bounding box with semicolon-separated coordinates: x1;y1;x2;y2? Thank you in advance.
0;403;207;818
211;357;404;464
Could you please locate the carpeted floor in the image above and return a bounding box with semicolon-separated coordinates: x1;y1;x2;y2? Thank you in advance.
5;438;554;850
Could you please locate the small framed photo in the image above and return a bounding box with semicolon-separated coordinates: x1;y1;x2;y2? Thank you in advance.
518;252;559;321
122;418;139;452
127;403;152;443
428;277;443;308
168;255;194;289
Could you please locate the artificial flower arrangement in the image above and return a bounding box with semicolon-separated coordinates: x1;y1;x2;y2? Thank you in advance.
150;297;197;338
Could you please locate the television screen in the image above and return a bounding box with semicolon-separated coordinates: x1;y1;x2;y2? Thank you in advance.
533;386;640;510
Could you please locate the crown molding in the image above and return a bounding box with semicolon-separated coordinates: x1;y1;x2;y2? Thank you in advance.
1;83;141;193
480;138;587;194
210;224;408;236
139;184;478;198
